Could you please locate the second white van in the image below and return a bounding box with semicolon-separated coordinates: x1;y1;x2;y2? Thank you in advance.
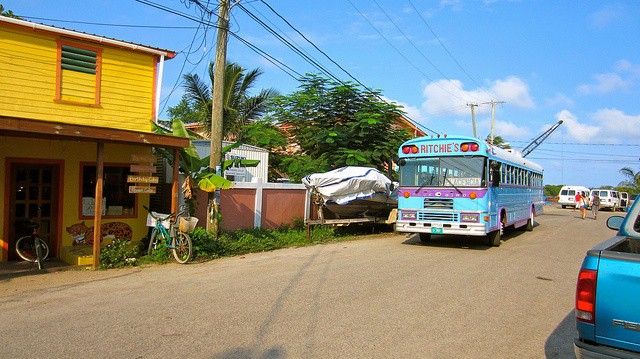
558;186;590;209
591;189;620;211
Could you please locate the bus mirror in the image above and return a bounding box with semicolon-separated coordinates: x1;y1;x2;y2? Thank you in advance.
398;159;407;166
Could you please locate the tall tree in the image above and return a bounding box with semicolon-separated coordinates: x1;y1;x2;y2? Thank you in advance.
267;74;412;182
486;135;512;149
178;61;278;139
0;5;21;18
619;167;640;193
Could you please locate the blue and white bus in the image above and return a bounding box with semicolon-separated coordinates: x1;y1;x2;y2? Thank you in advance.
395;135;544;246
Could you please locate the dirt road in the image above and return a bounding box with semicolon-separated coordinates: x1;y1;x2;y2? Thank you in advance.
0;205;620;358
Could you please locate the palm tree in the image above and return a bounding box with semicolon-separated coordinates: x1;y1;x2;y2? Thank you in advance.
182;62;278;139
619;167;640;192
485;135;512;149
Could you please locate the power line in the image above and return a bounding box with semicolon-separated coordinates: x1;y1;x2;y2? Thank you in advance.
20;16;200;29
150;1;216;114
406;0;494;99
371;0;480;102
247;2;322;70
260;0;376;93
533;148;639;158
528;157;639;164
136;0;305;113
237;4;347;86
135;0;224;30
346;0;467;104
230;33;302;79
509;140;640;147
255;0;439;135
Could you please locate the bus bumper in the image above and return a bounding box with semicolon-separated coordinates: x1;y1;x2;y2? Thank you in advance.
395;221;487;236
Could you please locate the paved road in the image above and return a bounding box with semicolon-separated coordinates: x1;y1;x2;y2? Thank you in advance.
0;205;622;358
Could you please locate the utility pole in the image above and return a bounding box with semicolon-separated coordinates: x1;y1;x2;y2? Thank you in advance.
481;99;505;144
467;103;478;138
208;0;231;234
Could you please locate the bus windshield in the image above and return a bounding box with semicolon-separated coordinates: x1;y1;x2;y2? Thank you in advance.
400;156;486;187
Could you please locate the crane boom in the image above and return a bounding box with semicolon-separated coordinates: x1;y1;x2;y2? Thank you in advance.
521;120;563;158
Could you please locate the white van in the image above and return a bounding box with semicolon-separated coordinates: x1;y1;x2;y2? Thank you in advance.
619;192;630;210
558;186;590;209
591;189;620;211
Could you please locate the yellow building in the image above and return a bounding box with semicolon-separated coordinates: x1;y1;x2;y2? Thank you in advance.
0;16;189;267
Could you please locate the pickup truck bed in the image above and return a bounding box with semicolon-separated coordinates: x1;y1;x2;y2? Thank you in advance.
575;203;640;358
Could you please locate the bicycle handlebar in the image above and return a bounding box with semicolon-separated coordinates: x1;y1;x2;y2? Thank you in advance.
143;205;189;222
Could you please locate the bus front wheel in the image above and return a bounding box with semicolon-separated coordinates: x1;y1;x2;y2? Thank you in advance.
486;230;500;247
486;218;503;247
419;233;431;243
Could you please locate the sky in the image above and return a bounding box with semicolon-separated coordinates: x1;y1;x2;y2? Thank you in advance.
6;0;640;188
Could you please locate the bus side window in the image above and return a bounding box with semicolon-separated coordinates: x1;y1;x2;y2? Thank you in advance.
490;161;501;187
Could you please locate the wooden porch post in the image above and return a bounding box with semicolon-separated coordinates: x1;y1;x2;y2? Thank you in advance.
172;148;179;214
92;142;104;270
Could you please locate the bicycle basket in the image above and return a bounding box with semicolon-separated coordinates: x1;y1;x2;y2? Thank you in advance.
146;212;171;228
179;217;199;232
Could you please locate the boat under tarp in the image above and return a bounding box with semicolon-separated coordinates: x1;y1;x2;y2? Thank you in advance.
303;166;398;219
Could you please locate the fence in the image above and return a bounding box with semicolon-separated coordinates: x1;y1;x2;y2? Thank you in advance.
193;179;309;231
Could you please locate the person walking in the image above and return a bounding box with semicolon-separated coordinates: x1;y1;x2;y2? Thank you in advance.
579;194;588;219
574;192;582;212
591;192;601;220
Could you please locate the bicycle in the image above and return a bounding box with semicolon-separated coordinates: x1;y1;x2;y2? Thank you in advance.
143;205;192;264
15;220;49;270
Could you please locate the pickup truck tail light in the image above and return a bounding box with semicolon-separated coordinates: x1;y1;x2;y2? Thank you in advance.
576;269;597;324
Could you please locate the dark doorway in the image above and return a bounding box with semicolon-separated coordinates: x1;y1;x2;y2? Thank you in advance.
7;162;60;260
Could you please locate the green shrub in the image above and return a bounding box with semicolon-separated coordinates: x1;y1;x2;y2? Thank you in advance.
146;239;172;264
140;221;388;265
190;227;227;259
99;238;139;269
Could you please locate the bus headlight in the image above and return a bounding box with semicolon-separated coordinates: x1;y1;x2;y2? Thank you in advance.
461;213;479;222
402;211;417;220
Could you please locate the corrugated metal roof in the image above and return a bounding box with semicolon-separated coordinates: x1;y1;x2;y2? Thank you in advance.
191;140;269;153
0;16;176;58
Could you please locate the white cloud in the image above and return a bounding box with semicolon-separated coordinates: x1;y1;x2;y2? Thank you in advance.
545;92;574;107
421;79;473;116
420;76;534;116
477;118;529;139
578;73;629;94
591;108;640;143
577;59;639;95
384;97;424;123
615;59;640;76
589;5;623;29
554;110;600;143
490;76;535;108
439;0;464;12
493;119;530;138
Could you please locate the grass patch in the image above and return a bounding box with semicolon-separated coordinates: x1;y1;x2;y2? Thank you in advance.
143;223;393;264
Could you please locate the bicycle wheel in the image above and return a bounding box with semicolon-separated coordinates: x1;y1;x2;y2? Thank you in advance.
16;236;49;263
171;231;192;264
147;229;160;256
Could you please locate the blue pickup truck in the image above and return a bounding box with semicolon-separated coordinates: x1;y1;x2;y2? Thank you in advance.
575;198;640;358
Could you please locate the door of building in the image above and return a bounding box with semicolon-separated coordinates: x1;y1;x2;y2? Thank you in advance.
7;163;60;260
